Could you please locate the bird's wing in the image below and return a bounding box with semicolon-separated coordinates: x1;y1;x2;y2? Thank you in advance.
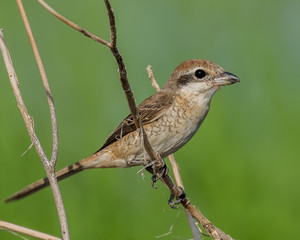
97;91;175;151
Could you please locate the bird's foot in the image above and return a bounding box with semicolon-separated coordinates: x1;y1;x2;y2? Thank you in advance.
151;162;168;188
145;160;168;189
168;186;186;209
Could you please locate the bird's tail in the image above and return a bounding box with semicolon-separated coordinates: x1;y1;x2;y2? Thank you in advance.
4;150;117;203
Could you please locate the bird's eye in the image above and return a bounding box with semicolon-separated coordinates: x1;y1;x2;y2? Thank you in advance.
195;69;206;79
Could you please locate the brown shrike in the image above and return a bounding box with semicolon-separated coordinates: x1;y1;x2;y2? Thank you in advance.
5;59;239;202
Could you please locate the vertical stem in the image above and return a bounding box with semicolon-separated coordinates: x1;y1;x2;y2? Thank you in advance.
12;1;70;238
17;0;59;166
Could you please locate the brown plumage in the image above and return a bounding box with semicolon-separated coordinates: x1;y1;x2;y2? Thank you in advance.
4;59;239;203
98;91;175;151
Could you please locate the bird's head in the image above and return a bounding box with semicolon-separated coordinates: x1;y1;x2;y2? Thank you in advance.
162;59;240;97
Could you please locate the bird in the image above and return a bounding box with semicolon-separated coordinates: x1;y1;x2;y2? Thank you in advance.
4;59;239;203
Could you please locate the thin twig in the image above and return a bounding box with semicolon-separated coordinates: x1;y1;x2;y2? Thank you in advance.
104;0;116;47
21;142;34;157
168;155;201;240
103;0;164;171
155;224;173;238
36;0;110;47
0;220;61;240
183;201;233;240
17;0;58;166
147;65;160;91
1;3;69;238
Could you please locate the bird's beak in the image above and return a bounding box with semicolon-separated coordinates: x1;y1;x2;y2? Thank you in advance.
212;72;240;86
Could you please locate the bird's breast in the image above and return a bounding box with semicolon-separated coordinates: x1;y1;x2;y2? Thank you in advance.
145;95;211;157
108;94;213;164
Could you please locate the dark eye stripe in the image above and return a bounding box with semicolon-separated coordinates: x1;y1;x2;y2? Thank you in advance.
177;74;192;86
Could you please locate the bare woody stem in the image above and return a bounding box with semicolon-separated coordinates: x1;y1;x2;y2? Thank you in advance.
2;0;70;238
0;220;61;240
103;0;163;169
17;0;58;166
0;27;69;240
37;0;110;47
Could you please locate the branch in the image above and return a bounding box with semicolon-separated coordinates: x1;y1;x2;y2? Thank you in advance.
103;0;166;174
146;65;160;91
17;0;58;166
1;2;69;238
36;0;110;47
0;220;61;240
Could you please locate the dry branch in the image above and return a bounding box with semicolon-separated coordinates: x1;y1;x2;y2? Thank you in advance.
1;1;69;237
102;0;185;207
0;220;61;240
36;0;110;47
18;0;58;166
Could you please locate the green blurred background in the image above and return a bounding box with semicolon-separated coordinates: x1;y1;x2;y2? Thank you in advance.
1;0;299;239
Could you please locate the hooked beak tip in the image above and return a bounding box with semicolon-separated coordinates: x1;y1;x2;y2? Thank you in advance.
213;71;240;86
224;71;240;84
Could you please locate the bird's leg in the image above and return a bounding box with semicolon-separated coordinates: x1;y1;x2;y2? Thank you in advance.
145;159;187;208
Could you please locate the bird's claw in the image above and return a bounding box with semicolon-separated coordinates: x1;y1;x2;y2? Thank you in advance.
168;186;186;209
150;163;168;188
151;173;158;189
